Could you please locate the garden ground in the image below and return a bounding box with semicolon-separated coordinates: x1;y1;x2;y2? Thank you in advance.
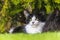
0;32;60;40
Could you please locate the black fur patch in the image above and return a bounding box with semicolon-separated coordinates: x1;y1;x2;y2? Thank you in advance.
43;8;60;32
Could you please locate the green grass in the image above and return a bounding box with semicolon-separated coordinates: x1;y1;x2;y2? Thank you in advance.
0;32;60;40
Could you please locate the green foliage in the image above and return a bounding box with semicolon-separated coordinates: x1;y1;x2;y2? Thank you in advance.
54;0;60;3
45;4;52;13
11;0;20;5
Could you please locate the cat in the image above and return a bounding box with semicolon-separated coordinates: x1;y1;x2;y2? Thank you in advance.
24;9;47;34
9;8;47;34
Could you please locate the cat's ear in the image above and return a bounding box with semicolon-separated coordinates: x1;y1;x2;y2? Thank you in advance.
23;9;30;19
40;11;45;15
39;6;46;15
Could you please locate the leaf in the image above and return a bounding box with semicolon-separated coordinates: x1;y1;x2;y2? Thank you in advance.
45;4;52;14
44;0;48;4
11;0;20;5
24;0;34;3
10;8;23;15
54;0;60;3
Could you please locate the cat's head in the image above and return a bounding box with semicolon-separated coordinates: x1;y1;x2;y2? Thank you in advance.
23;9;47;25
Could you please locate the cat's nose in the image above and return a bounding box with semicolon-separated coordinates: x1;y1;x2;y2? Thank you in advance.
32;22;34;24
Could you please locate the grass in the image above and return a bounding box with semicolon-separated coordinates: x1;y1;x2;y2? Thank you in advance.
0;32;60;40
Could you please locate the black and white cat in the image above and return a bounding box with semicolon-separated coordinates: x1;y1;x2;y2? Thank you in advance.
9;8;47;34
24;9;47;34
9;8;60;34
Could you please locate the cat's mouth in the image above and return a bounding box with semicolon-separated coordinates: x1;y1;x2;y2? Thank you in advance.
31;23;39;28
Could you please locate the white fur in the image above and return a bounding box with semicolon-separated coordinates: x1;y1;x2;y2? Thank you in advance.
25;16;45;34
9;27;15;33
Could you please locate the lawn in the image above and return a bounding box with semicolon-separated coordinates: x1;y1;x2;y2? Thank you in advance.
0;32;60;40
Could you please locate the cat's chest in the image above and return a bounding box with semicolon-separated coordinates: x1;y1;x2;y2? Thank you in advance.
25;22;45;34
